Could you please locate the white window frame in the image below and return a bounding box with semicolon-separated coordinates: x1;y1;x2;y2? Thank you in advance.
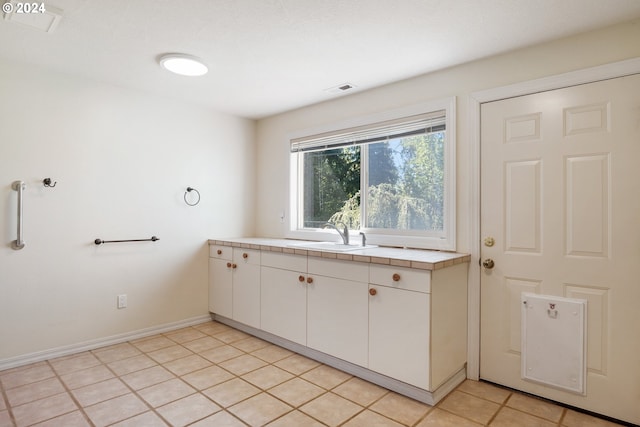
287;97;456;251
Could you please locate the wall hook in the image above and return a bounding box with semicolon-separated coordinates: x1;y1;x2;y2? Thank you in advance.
43;178;57;188
184;187;201;206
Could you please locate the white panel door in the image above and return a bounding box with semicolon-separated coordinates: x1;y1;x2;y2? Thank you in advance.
480;74;640;425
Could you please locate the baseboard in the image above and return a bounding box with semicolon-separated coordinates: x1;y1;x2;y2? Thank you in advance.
0;314;211;371
212;314;466;405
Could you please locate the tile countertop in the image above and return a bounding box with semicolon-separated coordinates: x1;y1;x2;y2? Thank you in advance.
208;237;470;271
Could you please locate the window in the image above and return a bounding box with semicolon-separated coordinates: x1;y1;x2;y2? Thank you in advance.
288;98;456;250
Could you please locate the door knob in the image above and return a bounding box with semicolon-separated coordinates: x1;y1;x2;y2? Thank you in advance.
482;258;495;269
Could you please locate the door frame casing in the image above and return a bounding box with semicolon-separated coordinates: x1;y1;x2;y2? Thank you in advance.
467;57;640;380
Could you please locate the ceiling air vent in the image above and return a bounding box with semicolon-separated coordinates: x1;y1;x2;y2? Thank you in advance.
3;2;63;33
324;83;357;94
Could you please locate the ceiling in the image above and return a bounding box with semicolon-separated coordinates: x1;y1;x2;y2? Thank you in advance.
1;0;640;119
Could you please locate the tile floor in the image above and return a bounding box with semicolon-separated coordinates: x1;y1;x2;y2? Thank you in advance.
0;321;625;427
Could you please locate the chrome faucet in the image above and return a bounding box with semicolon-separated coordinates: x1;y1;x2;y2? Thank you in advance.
323;221;349;245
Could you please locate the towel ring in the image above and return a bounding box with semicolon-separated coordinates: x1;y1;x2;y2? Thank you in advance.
184;187;200;206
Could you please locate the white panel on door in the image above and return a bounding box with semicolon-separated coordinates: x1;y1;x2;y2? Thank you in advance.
504;113;541;143
504;160;541;253
505;277;541;354
565;154;610;257
521;293;587;395
564;103;610;136
565;285;609;374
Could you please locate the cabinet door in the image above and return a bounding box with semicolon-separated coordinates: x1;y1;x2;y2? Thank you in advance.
261;266;307;345
232;249;261;328
369;285;430;389
209;258;233;318
307;274;368;367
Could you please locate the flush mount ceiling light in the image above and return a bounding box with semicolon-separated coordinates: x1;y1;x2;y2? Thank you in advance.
159;54;208;77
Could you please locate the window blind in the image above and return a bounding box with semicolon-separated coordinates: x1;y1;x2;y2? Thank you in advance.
290;110;446;153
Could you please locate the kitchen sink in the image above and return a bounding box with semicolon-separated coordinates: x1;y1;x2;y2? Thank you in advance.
288;241;377;252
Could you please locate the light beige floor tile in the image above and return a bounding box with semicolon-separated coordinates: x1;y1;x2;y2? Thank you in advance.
92;343;141;364
120;365;174;390
164;327;207;344
182;365;235;390
107;354;157;376
232;336;271;353
183;336;226;353
491;407;557;427
84;393;148;427
147;344;193;364
194;322;232;336
214;329;252;344
268;377;325;407
163;354;211;376
200;345;245;364
0;410;10;426
300;392;363;427
417;408;483;427
274;354;321;375
12;392;77;426
6;377;65;407
370;392;431;426
219;354;268;376
266;410;327;427
50;352;101;375
242;365;294;389
0;396;5;410
156;393;221;427
137;378;196;408
131;335;175;353
562;409;625;427
190;410;248;427
229;392;293;426
300;365;352;390
110;411;168;427
31;410;91;427
506;393;564;422
203;378;260;408
60;365;115;389
333;377;388;406
455;380;511;404
251;345;294;363
342;409;405;427
0;364;55;389
71;378;129;407
437;390;500;425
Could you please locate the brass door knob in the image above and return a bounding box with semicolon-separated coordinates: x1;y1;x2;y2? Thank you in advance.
482;258;495;269
369;288;377;296
392;273;401;282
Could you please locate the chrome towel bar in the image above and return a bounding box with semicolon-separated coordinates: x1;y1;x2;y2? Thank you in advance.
94;236;159;245
11;180;25;250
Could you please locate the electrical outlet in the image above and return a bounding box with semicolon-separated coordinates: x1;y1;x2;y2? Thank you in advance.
117;294;127;309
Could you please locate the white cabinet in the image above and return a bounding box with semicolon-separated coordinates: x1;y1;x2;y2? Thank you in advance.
369;265;431;389
231;248;261;328
307;258;369;367
260;252;307;345
208;245;233;318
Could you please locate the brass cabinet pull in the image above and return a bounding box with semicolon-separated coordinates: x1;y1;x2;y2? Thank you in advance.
226;262;232;268
217;249;222;255
369;288;377;296
243;253;248;259
392;273;401;282
298;275;305;282
232;263;237;269
306;277;313;284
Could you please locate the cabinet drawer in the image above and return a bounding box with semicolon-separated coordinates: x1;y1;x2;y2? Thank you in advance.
209;245;231;260
369;265;431;293
308;258;369;283
233;248;261;266
261;251;307;272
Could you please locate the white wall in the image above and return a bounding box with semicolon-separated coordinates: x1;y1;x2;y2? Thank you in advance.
0;60;255;363
255;19;640;253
